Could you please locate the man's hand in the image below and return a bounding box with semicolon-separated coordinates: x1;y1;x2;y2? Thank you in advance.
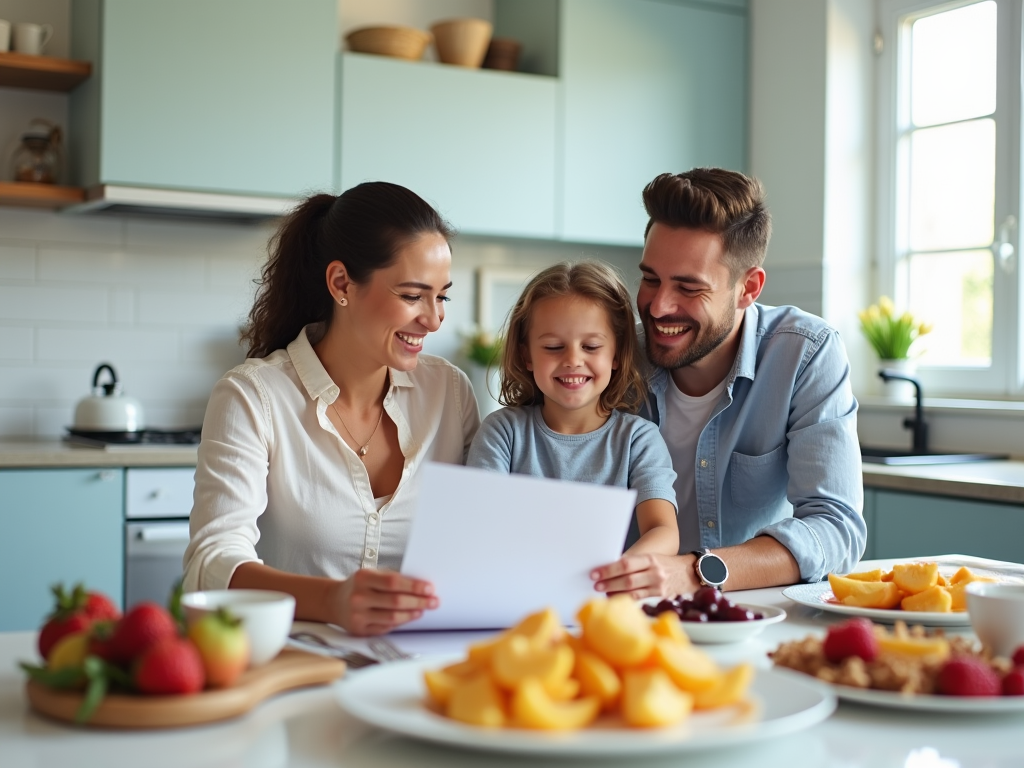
590;554;699;600
331;569;438;636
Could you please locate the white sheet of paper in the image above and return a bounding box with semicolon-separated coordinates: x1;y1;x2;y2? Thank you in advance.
398;462;637;631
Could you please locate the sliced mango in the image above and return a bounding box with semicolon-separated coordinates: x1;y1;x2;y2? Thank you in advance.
621;668;693;727
844;569;885;582
511;678;600;730
891;562;939;595
900;584;952;613
838;580;903;609
651;611;690;645
574;648;622;710
650;637;721;694
692;663;754;710
877;633;950;661
582;595;655;668
491;635;574;695
446;673;507;727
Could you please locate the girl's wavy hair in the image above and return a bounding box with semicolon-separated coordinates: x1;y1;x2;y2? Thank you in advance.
498;260;646;414
241;182;453;359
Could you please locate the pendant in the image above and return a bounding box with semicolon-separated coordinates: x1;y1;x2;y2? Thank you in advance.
359;446;369;457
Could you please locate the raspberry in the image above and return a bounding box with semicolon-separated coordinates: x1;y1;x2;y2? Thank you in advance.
822;618;879;663
937;657;1001;697
1012;646;1024;667
1002;669;1024;696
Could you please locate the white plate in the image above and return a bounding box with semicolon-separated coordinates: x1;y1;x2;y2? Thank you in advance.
782;583;971;626
679;604;787;644
832;683;1024;713
335;657;836;757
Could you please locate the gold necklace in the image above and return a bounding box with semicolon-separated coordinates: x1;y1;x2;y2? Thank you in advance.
330;400;385;460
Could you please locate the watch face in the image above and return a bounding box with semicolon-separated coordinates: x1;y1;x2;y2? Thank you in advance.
699;554;728;585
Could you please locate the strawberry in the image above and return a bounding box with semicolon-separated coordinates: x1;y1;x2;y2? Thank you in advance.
937;656;1001;697
86;620;119;663
1012;646;1024;667
133;637;205;695
1002;668;1024;696
109;602;179;665
37;583;120;661
822;618;879;663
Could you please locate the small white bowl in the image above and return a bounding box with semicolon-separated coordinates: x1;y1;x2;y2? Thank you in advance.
966;582;1024;659
679;603;787;644
181;589;296;667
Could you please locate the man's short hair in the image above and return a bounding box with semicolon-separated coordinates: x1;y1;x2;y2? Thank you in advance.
642;168;772;281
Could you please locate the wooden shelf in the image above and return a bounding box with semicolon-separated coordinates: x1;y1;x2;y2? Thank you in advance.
0;51;92;92
0;182;85;209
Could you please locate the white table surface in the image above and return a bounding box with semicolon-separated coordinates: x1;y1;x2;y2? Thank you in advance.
3;558;1022;768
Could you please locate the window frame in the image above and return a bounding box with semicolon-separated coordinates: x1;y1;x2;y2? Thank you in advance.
876;0;1023;397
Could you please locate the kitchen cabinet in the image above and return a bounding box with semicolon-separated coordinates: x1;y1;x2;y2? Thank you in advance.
869;489;1024;563
70;0;336;198
338;54;558;239
0;469;124;632
558;0;747;245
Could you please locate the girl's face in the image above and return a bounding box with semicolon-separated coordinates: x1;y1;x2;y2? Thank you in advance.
523;294;619;429
346;232;452;372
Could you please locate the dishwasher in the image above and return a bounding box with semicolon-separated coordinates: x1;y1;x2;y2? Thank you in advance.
125;468;195;608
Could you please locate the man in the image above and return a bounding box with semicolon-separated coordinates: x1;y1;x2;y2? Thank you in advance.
592;168;864;598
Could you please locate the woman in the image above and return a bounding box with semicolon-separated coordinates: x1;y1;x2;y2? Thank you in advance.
183;182;480;636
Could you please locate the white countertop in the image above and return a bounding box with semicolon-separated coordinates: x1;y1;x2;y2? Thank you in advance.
0;440;198;468
863;460;1024;504
3;558;1022;767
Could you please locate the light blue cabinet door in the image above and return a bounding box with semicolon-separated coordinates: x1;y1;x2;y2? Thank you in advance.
559;0;747;245
339;53;558;239
0;469;124;633
93;0;335;196
862;488;877;561
873;490;1024;563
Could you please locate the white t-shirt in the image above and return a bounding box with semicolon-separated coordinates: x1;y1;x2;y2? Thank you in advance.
660;375;728;554
183;325;480;592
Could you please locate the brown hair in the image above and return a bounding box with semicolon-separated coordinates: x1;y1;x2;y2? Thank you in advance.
499;261;646;414
642;168;772;280
242;182;454;359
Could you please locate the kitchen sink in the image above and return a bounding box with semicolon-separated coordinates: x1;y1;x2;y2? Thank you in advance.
860;447;1010;466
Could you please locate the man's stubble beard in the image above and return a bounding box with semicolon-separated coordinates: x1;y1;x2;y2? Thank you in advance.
642;300;737;370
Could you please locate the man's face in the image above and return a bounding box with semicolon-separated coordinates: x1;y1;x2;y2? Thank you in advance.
637;224;741;370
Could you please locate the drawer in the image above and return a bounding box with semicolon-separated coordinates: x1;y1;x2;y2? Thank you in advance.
125;468;195;520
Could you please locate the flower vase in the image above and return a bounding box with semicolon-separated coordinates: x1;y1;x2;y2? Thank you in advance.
468;363;502;418
877;358;917;402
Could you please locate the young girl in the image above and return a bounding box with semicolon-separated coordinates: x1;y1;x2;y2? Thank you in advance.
466;260;679;600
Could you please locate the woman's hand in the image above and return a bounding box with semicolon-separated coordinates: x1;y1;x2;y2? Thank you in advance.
331;569;439;636
590;554;697;600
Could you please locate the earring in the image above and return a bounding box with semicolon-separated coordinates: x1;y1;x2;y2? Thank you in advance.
338;297;348;307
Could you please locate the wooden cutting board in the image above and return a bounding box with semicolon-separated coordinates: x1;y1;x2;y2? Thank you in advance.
25;648;346;729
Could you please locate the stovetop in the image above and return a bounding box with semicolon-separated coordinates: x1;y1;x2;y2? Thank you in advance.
65;428;202;446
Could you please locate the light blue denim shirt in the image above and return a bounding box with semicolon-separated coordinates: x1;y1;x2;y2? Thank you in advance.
642;303;865;582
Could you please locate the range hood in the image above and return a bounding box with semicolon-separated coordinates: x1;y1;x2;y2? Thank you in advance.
64;185;298;223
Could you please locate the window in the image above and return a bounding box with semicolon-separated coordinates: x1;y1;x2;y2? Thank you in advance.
878;0;1022;396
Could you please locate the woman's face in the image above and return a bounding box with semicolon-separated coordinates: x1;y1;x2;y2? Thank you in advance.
347;232;452;371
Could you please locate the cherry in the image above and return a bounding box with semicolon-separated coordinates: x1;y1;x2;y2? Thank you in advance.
1012;646;1024;667
682;609;709;622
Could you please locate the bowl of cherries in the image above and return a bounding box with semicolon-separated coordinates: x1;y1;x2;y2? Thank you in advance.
643;586;787;644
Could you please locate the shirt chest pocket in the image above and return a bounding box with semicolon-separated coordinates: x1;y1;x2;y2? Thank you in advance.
729;444;787;510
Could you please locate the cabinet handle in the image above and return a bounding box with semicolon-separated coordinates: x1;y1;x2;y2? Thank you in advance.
97;470;116;481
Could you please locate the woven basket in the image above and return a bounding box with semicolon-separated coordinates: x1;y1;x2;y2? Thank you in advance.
430;18;493;68
346;26;432;61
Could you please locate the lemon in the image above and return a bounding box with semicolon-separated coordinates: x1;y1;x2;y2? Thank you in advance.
48;631;90;672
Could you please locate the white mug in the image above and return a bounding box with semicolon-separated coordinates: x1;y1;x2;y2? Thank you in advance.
0;19;11;52
13;22;53;56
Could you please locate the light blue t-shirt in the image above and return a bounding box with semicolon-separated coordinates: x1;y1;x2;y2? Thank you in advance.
466;405;678;513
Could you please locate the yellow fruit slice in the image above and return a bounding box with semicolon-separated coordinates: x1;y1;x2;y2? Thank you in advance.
48;631;90;673
574;648;622;710
582;596;655;668
491;635;574;694
621;668;693;727
891;563;939;595
650;637;721;693
900;584;953;613
446;673;507;727
692;663;755;710
844;569;885;582
838;580;902;609
877;633;950;661
651;611;690;645
511;678;599;730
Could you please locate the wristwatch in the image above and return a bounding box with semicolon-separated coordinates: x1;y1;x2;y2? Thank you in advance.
691;548;728;589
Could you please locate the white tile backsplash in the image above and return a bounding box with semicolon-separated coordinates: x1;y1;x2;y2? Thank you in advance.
0;209;646;438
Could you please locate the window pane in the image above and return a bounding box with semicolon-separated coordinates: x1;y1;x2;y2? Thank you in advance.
911;1;997;127
909;119;995;252
908;250;993;366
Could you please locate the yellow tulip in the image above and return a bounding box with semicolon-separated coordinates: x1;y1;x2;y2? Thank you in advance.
878;296;895;317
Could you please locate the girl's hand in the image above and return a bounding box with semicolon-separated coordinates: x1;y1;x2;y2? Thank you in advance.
590;554;696;600
331;569;439;636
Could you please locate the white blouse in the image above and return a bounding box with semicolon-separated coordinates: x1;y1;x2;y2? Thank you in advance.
182;325;480;592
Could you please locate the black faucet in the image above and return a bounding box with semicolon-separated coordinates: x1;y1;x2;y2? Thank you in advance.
878;369;928;453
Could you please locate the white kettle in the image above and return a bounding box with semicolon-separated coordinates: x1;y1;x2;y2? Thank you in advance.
73;363;146;433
